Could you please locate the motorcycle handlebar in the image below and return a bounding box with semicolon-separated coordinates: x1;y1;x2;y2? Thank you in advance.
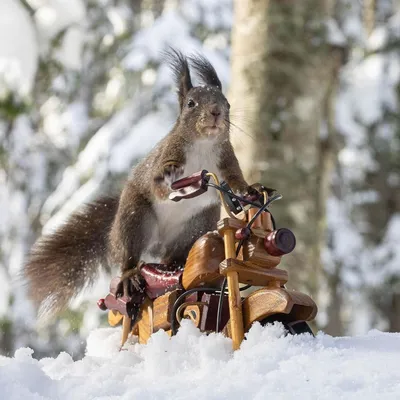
169;170;282;214
170;170;209;190
169;170;210;202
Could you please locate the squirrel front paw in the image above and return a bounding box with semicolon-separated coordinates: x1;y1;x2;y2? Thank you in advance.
162;162;184;187
249;183;276;196
243;183;277;203
154;162;184;199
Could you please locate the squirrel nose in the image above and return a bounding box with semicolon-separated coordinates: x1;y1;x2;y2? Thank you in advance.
210;104;221;117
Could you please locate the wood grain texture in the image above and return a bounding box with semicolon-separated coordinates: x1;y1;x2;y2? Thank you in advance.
247;208;273;232
121;315;132;347
242;288;318;332
183;304;202;328
239;210;283;267
138;297;153;344
131;323;139;336
153;290;178;331
242;235;282;268
182;232;225;290
217;217;247;235
108;310;123;327
219;258;288;286
224;228;244;350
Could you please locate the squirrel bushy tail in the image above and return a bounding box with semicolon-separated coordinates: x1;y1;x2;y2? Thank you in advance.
24;196;119;317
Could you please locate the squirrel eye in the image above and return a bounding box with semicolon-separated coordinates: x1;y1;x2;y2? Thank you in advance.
187;99;195;108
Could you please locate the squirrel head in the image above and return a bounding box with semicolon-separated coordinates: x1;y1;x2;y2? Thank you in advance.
166;49;230;141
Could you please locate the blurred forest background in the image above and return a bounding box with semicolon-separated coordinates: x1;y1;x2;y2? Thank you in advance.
0;0;399;359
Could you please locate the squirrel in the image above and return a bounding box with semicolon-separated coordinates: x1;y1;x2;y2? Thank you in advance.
24;49;254;319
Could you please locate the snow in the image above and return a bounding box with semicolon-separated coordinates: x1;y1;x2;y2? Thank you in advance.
54;27;85;70
107;7;129;37
325;197;364;270
369;214;400;284
110;111;172;173
336;11;400;151
332;13;400;268
124;10;201;70
182;0;232;31
123;8;230;87
337;54;393;132
0;0;38;95
34;0;86;41
1;322;400;399
33;0;86;68
326;18;347;47
340;1;364;42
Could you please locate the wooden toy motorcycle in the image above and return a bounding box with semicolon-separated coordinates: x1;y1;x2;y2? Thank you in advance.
98;171;317;350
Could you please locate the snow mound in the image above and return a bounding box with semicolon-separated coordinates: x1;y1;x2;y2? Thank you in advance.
1;321;399;399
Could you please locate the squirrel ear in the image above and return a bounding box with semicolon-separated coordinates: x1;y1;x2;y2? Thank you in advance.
164;48;193;110
189;54;222;90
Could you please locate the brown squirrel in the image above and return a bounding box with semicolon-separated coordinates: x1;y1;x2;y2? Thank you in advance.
24;49;253;318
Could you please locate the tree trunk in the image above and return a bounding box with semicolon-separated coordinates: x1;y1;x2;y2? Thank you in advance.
312;48;344;336
229;0;270;184
229;0;346;333
324;263;344;336
363;0;376;37
389;293;400;332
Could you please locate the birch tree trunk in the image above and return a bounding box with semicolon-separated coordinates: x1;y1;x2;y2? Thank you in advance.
229;0;269;184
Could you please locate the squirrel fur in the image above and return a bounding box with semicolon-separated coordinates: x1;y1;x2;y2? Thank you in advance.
24;49;250;317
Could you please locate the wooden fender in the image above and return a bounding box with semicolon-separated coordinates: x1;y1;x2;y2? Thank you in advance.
242;288;317;332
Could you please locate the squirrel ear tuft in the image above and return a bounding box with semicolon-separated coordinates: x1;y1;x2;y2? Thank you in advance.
189;53;222;90
164;47;193;109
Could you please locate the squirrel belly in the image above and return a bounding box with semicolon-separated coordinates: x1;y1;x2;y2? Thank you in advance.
150;137;222;263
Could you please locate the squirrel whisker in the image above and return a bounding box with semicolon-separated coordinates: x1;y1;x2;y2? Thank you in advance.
225;119;257;142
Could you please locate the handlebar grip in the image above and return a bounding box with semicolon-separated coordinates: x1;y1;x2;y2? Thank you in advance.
170;170;209;190
169;183;208;202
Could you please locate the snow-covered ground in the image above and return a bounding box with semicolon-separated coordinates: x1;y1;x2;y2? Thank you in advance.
1;321;399;400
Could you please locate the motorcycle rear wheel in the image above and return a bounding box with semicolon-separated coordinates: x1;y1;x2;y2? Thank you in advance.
259;314;314;336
